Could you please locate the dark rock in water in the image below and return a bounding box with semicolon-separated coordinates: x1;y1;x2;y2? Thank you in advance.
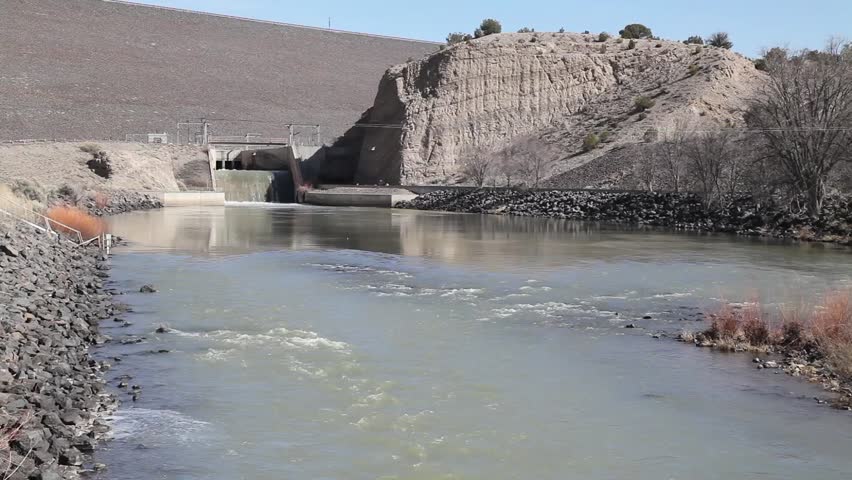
642;315;653;320
155;325;170;333
139;284;157;293
59;448;84;466
624;323;637;329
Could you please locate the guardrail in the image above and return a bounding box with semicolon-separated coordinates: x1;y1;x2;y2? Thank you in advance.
0;197;112;253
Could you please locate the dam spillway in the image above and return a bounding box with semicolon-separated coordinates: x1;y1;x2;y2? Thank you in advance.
214;170;294;203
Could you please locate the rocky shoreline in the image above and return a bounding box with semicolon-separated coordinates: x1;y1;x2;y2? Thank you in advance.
397;189;852;245
1;221;119;479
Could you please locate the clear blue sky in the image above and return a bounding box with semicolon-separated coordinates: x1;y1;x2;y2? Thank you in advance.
135;0;849;57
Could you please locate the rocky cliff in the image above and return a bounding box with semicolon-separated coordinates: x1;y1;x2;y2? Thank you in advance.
355;32;766;186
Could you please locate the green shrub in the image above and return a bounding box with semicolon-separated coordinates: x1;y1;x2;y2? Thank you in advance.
688;64;701;76
708;32;733;49
558;27;566;33
597;32;611;42
474;18;502;38
627;39;637;50
619;23;653;39
582;133;601;152
754;58;768;71
684;36;704;45
693;45;703;55
600;131;611;143
446;32;472;45
517;27;535;33
634;96;655;111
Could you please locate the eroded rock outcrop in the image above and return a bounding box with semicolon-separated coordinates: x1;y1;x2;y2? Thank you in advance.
356;32;766;185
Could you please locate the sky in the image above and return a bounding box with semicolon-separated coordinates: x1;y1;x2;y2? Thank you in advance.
133;0;849;57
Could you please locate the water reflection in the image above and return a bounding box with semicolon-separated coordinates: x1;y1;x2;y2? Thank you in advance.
109;204;852;275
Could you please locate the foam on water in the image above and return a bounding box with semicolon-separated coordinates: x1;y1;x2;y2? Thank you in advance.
109;408;210;444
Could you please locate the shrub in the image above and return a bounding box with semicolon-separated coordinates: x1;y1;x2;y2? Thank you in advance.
54;183;84;206
627;39;637;50
597;32;611;42
582;133;600;152
599;131;611;143
517;27;535;33
707;306;740;341
599;44;607;54
693;45;703;55
79;143;103;155
46;206;106;240
779;320;806;348
91;191;110;209
684;35;704;45
474;18;502;38
11;179;46;204
446;32;472;45
708;32;733;49
742;312;771;346
754;58;768;71
619;23;653;39
688;64;701;76
558;27;566;34
634;96;655;111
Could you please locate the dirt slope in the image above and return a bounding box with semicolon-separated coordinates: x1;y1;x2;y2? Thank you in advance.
0;142;210;193
0;0;438;143
355;32;766;186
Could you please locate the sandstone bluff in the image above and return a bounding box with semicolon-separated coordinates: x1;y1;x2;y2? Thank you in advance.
355;32;765;186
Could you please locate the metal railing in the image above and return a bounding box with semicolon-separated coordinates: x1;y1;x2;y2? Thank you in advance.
0;197;112;252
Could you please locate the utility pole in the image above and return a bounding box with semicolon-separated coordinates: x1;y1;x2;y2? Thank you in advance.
328;17;331;29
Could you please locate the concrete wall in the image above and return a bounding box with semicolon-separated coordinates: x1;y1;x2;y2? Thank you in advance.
304;191;417;208
156;192;226;206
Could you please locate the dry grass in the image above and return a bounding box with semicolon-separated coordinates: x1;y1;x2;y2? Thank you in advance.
1;412;33;480
700;291;852;381
811;292;852;382
0;184;42;225
45;205;106;240
91;191;110;209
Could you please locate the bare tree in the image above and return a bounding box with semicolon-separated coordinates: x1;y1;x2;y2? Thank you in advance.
497;145;520;187
633;145;660;192
686;130;735;207
522;153;551;188
746;39;852;215
655;120;692;192
459;149;492;187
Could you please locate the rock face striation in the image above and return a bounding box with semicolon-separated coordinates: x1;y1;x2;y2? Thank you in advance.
356;32;765;186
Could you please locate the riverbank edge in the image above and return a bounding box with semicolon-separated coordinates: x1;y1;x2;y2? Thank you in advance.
0;193;161;479
676;331;852;410
396;189;852;245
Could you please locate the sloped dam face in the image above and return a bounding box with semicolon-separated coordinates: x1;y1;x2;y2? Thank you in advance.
214;170;293;203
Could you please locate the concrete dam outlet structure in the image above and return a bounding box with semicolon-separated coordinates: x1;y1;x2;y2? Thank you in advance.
214;171;294;203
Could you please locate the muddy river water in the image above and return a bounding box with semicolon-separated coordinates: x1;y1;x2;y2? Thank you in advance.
98;205;852;479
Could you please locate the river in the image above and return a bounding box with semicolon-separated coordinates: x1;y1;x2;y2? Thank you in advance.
98;205;852;479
